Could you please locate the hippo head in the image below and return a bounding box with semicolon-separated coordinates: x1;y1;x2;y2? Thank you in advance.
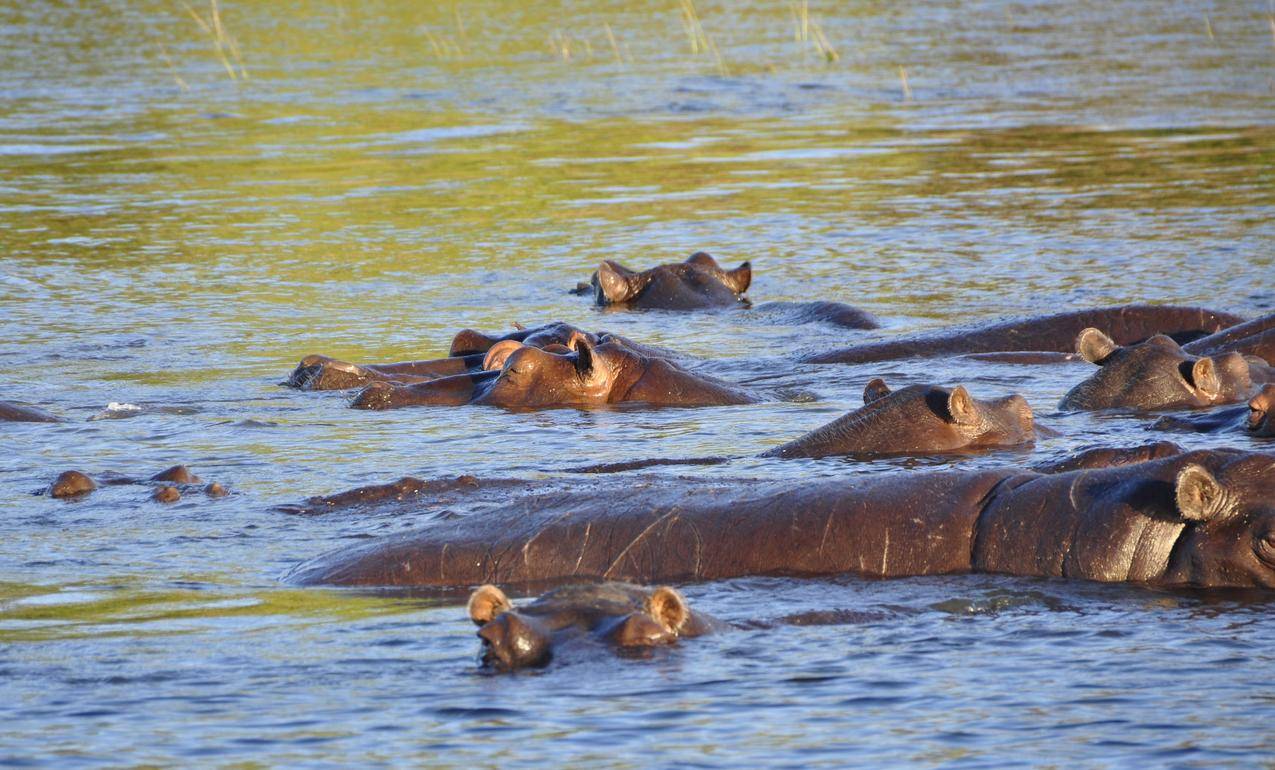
472;333;645;408
467;584;693;671
1248;385;1275;437
589;252;752;310
1059;328;1253;411
449;322;598;357
868;379;1036;449
1161;453;1275;588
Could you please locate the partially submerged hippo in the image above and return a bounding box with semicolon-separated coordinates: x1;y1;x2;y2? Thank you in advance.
290;448;1275;590
287;322;615;391
467;582;717;671
1;401;59;423
44;465;227;502
351;332;756;410
1150;384;1275;438
570;378;1037;472
1183;312;1275;362
1059;329;1255;411
804;305;1243;364
576;252;879;328
763;378;1034;459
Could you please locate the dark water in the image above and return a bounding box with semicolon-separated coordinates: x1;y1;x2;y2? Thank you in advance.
1;0;1273;766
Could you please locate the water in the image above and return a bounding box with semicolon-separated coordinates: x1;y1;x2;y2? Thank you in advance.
1;0;1273;766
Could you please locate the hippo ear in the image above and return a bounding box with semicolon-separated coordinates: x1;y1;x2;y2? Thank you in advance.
570;334;601;379
1076;328;1118;364
863;378;891;404
723;261;752;294
482;340;524;371
596;260;641;304
1174;464;1225;523
468;585;512;625
645;586;690;633
1189;357;1220;399
946;385;979;425
684;251;721;269
450;329;499;357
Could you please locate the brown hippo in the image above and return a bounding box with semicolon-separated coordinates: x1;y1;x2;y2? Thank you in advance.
42;465;227;501
576;252;879;328
289;448;1275;591
803;305;1243;364
467;582;718;671
351;332;757;410
1150;384;1275;438
1059;329;1255;411
0;401;59;423
762;378;1034;459
287;322;606;391
1184;312;1275;362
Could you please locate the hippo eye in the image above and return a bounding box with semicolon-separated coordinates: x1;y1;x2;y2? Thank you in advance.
1258;530;1275;566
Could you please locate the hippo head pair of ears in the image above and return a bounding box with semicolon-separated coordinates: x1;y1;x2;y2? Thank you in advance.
595;252;752;304
467;584;690;633
862;377;984;425
482;332;614;396
1074;328;1252;406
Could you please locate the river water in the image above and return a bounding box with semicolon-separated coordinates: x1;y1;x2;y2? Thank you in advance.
2;0;1273;766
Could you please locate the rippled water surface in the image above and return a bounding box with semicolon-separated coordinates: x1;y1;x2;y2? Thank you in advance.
2;0;1274;766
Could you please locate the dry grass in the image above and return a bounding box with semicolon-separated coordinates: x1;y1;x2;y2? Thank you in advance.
182;0;247;81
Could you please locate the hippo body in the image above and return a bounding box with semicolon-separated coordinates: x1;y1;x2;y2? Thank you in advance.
352;333;756;410
804;305;1242;364
1059;329;1254;411
1184;312;1275;362
467;582;717;670
290;449;1275;591
0;401;59;423
1149;384;1275;438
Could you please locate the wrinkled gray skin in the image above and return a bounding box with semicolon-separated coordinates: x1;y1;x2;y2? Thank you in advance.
351;332;757;410
577;251;879;329
1059;328;1255;411
763;378;1035;458
1150;384;1275;438
0;401;59;423
804;305;1242;364
291;448;1275;591
467;582;718;671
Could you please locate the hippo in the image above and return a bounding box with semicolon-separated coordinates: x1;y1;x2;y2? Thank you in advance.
569;378;1037;473
467;582;718;671
575;252;879;328
1184;312;1275;362
43;465;227;501
287;322;608;391
803;305;1243;364
1150;384;1275;438
1059;329;1255;411
289;447;1275;591
762;378;1034;459
351;332;757;410
1;401;59;423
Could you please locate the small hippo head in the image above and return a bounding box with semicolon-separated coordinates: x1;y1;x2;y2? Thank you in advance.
868;379;1036;449
588;252;752;310
449;322;598;357
473;333;642;408
1162;453;1275;588
467;583;694;671
1248;384;1275;437
1060;328;1253;411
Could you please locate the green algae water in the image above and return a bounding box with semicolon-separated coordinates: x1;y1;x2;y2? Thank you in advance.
2;0;1273;766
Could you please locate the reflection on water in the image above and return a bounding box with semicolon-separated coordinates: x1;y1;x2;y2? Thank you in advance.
1;0;1272;766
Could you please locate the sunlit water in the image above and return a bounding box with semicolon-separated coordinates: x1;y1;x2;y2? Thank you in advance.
1;0;1273;766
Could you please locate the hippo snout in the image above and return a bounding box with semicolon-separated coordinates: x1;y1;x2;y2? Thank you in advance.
477;613;551;670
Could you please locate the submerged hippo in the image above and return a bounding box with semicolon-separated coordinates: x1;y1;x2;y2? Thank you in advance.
1059;329;1255;411
571;378;1037;473
1184;312;1275;362
44;465;227;501
0;401;59;423
804;305;1242;364
287;322;618;391
467;582;717;671
576;252;879;328
351;332;756;410
291;448;1275;591
1150;384;1275;438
